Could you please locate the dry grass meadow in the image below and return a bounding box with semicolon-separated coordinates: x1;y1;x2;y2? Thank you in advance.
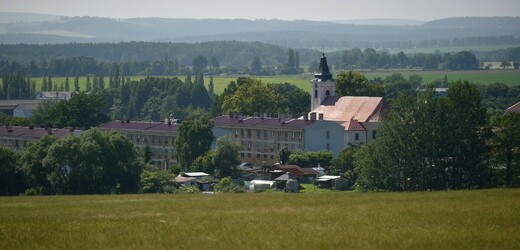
1;189;519;249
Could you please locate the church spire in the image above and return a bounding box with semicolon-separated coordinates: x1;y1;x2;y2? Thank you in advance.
314;53;333;82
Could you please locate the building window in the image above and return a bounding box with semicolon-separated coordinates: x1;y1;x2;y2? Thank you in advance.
326;143;330;150
292;132;296;138
355;133;359;141
326;131;330;139
247;153;251;158
257;130;261;138
326;90;330;96
373;130;377;139
164;137;168;146
271;131;275;137
314;90;318;98
263;130;267;138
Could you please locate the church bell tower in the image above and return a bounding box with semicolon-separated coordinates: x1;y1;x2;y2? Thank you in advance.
311;53;335;110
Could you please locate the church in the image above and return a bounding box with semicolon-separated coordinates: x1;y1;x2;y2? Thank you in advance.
213;54;387;166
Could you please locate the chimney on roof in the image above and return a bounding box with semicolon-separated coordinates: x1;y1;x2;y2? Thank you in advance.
318;113;324;120
7;125;12;132
126;119;130;123
29;125;34;130
310;112;317;121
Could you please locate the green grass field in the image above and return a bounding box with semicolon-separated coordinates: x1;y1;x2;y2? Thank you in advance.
1;189;519;249
2;70;518;96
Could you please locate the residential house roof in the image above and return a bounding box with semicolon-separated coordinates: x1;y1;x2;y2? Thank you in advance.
37;91;72;100
506;101;520;114
277;165;319;178
214;116;315;130
174;175;196;183
0;100;43;111
341;119;366;131
310;96;386;123
97;120;178;133
0;126;80;139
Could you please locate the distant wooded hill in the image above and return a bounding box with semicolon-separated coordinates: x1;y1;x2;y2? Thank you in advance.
0;13;519;49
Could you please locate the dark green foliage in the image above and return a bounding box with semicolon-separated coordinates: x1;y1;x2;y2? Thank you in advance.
142;145;152;164
1;71;35;99
19;135;58;194
493;113;520;187
221;78;279;115
139;168;176;193
355;81;490;191
213;135;241;178
214;176;244;193
192;55;208;74
287;151;333;168
174;111;214;170
335;71;384;97
278;147;291;164
269;83;310;115
383;73;422;99
0;147;25;195
41;129;142;194
33;92;109;128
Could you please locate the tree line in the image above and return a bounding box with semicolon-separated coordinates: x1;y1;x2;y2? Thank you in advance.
1;41;520;77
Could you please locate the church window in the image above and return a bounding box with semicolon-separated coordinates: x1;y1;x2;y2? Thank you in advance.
314;90;318;98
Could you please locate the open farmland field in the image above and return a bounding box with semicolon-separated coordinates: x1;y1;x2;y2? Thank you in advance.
1;189;519;249
3;70;517;96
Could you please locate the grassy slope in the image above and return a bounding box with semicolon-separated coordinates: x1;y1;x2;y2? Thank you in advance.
0;189;519;249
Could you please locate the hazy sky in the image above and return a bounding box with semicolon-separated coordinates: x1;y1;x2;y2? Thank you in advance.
1;0;520;21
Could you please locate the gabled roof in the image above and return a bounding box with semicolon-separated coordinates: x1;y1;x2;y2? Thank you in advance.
341;119;366;131
506;101;520;114
278;165;319;177
311;96;386;123
0;100;43;111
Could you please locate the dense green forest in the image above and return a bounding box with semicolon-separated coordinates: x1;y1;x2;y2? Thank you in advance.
1;41;519;78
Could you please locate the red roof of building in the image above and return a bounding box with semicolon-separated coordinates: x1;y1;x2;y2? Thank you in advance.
278;165;319;177
506;101;520;114
341;119;366;131
214;116;314;130
97;120;178;133
0;126;79;139
311;96;386;123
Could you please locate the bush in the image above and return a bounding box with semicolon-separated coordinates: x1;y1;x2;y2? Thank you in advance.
215;177;245;193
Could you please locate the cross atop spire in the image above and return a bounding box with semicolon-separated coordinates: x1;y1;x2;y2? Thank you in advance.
314;53;333;82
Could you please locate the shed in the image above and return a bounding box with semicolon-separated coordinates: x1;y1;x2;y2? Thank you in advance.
248;180;275;192
174;175;197;187
315;175;349;190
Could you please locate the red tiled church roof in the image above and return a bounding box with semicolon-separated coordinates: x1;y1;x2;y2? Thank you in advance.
311;96;386;123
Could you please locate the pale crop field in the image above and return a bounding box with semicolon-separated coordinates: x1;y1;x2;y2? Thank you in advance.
1;189;519;249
